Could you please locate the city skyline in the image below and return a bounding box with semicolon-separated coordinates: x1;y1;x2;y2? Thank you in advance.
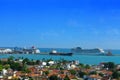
0;0;120;49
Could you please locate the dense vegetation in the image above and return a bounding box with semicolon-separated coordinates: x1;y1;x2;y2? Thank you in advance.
0;56;120;79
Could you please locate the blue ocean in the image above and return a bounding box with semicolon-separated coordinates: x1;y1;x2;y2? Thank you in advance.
0;48;120;65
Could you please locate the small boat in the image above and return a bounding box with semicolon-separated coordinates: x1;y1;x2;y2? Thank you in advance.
49;50;73;56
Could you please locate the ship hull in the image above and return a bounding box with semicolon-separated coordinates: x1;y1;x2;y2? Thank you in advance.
49;52;73;56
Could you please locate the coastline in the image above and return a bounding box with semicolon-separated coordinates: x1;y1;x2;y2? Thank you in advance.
0;53;120;65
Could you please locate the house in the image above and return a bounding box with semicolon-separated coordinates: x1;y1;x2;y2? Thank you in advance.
88;74;102;80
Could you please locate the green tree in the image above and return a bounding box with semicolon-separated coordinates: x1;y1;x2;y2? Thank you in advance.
22;58;29;64
44;71;49;75
112;71;120;79
0;65;3;71
64;75;70;80
104;62;115;70
22;63;28;72
36;60;40;65
4;64;10;69
8;56;14;61
50;65;57;69
99;73;104;77
78;71;87;78
10;62;22;71
89;71;97;75
56;63;61;69
79;63;84;68
22;68;31;73
7;56;15;65
49;75;58;80
69;69;76;75
85;64;90;69
9;56;14;60
0;60;2;64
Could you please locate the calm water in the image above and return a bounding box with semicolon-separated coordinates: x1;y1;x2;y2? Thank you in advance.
0;48;120;65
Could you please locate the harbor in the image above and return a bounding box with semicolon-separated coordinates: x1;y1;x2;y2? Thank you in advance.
0;46;114;55
0;48;120;65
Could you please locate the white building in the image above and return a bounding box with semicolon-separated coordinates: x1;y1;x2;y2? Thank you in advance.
0;48;13;53
35;49;40;53
2;69;7;75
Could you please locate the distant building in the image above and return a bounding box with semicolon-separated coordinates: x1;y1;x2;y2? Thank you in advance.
0;48;12;53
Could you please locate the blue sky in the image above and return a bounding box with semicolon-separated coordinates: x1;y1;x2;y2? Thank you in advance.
0;0;120;49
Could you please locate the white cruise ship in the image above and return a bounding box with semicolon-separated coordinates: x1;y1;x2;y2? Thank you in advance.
71;47;105;55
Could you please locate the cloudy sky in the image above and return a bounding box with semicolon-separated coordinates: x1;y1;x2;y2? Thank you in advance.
0;0;120;49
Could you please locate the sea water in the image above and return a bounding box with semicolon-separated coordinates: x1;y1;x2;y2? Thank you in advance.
0;48;120;65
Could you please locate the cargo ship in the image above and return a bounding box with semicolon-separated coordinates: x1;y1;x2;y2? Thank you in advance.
49;50;73;56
